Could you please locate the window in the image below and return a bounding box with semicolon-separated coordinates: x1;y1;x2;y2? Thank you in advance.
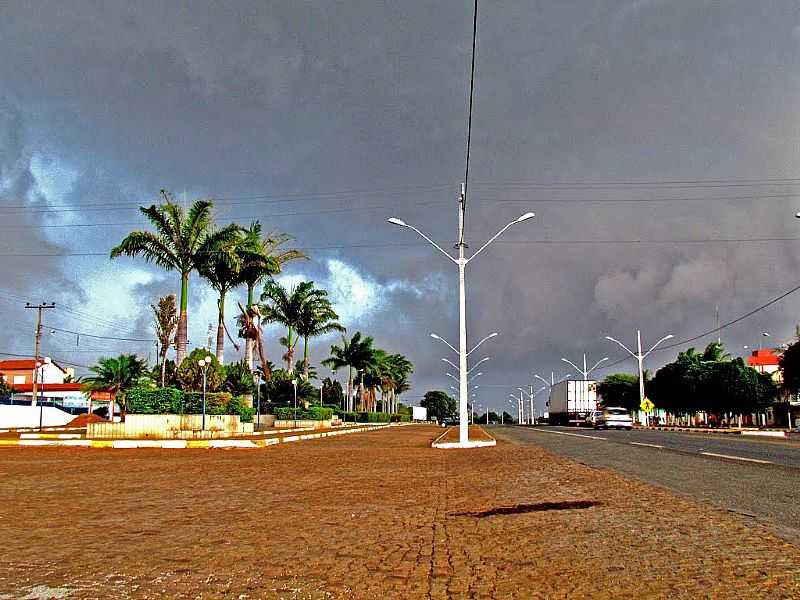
13;375;25;384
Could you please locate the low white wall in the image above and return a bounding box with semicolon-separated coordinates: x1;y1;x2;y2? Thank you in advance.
0;405;75;429
88;413;253;439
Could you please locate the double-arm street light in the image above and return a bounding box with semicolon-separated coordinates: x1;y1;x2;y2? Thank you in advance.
390;205;534;446
560;353;609;380
605;330;673;425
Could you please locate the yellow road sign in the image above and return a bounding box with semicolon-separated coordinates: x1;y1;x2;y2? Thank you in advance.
640;398;655;413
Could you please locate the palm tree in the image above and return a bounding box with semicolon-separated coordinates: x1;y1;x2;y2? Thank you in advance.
81;354;147;420
295;285;345;380
151;294;178;386
110;191;240;365
322;332;375;411
260;280;316;372
196;228;249;364
383;353;413;414
238;222;306;369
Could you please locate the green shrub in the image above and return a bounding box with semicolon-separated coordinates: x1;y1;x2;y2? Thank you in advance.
357;411;390;423
182;391;232;415
127;387;183;414
391;413;410;422
274;406;333;421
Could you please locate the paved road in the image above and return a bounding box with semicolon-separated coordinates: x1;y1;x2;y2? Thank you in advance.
492;425;800;538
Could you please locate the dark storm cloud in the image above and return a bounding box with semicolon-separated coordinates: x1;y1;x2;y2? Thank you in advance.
2;1;800;409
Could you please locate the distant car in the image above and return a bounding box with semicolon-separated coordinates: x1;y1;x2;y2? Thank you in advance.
585;410;603;428
441;417;459;427
594;407;633;430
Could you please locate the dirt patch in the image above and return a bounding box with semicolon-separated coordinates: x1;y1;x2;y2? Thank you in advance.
0;424;798;599
65;413;106;427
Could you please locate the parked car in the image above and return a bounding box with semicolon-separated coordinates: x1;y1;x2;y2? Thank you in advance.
585;410;603;428
594;407;633;430
441;416;459;427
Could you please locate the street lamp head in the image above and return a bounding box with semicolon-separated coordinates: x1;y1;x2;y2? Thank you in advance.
515;212;535;223
43;357;51;364
430;333;441;340
387;217;408;227
291;379;297;386
762;332;770;337
198;359;206;367
664;335;674;341
796;212;800;219
487;332;499;338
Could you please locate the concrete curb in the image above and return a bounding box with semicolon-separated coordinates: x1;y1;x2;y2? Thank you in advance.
0;423;393;449
643;426;790;438
431;426;497;449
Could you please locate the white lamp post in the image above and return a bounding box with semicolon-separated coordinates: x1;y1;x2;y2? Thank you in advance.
390;208;534;446
605;330;673;426
198;355;213;430
291;378;298;427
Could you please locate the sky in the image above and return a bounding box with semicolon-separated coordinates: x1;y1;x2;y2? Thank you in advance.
3;1;800;415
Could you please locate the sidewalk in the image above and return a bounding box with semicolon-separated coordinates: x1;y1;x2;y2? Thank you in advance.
639;424;799;438
1;424;798;598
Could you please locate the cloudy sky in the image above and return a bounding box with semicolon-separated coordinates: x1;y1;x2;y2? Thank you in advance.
3;1;800;413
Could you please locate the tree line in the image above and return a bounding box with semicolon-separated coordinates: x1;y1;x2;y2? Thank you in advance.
596;342;778;417
81;192;414;417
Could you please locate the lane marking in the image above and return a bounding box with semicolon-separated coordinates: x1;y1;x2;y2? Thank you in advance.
533;429;607;441
700;452;773;464
630;442;664;449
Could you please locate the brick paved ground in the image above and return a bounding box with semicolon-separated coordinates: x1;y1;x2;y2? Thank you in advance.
0;425;798;599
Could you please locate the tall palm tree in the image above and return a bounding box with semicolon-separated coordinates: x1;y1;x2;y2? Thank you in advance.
151;294;178;386
81;354;147;420
322;332;375;411
196;228;250;364
110;191;239;365
260;280;315;372
383;353;413;414
238;222;306;369
296;285;345;380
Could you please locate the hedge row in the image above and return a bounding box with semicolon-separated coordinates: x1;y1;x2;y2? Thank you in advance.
337;412;408;423
127;387;254;423
274;406;333;421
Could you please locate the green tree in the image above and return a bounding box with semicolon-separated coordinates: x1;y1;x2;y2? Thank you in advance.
260;280;317;372
295;284;345;380
322;332;375;412
222;359;257;396
176;348;224;392
779;338;800;398
111;193;240;365
421;390;457;421
151;294;178;386
597;373;640;411
321;377;344;407
0;374;12;400
196;228;251;363
238;221;306;370
81;354;148;420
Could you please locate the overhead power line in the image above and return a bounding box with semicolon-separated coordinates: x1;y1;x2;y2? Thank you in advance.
48;325;153;343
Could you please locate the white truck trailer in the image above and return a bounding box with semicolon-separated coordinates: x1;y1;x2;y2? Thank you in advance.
547;380;597;426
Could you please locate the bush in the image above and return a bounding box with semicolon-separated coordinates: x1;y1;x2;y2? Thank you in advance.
358;411;390;423
274;406;333;421
391;413;410;422
183;391;233;415
127;387;183;414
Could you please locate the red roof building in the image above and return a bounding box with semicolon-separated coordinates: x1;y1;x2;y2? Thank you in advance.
747;349;781;382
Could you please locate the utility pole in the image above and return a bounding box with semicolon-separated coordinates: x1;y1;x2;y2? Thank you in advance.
25;302;55;406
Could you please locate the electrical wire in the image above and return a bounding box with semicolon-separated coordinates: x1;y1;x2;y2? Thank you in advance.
461;0;479;243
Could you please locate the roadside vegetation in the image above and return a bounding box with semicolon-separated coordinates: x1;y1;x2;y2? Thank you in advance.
83;193;413;422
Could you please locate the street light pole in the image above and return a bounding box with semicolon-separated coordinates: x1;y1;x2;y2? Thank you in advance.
198;355;213;431
605;330;673;426
254;370;262;431
390;200;534;446
560;353;609;380
292;378;298;428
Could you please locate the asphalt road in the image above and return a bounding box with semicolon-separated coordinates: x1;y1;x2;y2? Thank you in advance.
492;425;800;538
